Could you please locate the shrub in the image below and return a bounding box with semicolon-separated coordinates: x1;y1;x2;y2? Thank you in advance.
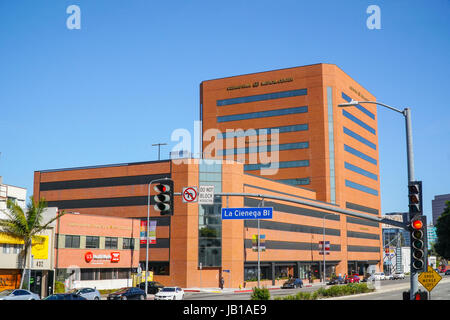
251;287;271;300
54;281;65;293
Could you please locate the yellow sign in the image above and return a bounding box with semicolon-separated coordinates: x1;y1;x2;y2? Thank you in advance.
0;233;49;260
418;265;442;292
31;235;49;260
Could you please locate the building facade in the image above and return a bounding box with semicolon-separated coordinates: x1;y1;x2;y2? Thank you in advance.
432;193;450;225
54;213;140;290
34;158;383;289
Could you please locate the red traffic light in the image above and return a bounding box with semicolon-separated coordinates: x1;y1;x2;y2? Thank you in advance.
411;219;423;230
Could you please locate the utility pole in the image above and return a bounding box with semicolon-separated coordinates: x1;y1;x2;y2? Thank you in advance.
152;143;167;161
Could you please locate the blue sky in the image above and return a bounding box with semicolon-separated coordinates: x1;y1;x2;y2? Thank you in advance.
0;0;449;223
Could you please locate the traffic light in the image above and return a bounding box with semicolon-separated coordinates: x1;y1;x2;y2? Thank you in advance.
153;180;173;216
410;215;427;273
408;181;422;215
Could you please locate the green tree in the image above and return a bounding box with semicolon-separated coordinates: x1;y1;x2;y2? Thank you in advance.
0;197;64;289
435;201;450;260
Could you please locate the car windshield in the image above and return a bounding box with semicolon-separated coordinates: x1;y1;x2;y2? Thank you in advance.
0;290;13;296
161;287;176;292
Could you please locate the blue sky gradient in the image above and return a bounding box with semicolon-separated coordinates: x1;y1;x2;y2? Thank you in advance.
1;1;449;223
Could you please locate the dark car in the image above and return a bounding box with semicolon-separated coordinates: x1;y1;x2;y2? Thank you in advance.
327;276;345;285
107;287;146;300
138;281;165;294
445;270;450;276
281;278;303;289
44;293;87;300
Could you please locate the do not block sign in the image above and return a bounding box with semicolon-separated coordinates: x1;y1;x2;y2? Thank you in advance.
198;185;215;204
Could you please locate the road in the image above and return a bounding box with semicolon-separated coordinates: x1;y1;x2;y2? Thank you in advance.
184;275;450;300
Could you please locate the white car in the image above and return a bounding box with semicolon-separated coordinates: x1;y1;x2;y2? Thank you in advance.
371;272;386;280
69;287;101;300
392;272;405;280
0;289;40;300
154;287;184;300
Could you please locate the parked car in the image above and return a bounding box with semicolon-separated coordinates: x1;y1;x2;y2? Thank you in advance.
154;287;184;300
281;278;303;288
107;287;146;300
385;274;394;280
0;289;40;300
68;288;101;300
345;274;360;283
392;272;405;280
370;272;386;281
44;293;87;300
327;275;345;285
445;270;450;276
138;281;165;294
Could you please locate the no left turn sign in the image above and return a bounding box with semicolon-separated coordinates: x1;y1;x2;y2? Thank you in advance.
182;187;198;203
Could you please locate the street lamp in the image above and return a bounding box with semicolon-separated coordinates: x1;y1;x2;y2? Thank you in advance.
338;99;417;299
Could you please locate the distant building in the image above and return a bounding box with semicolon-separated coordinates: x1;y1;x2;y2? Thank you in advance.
432;193;450;225
0;176;27;216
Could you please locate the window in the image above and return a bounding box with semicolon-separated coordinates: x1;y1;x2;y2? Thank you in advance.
65;235;80;248
344;144;377;165
344;162;378;180
217;88;307;106
85;236;99;249
123;238;135;250
219;123;308;139
81;269;95;281
218;142;309;156
276;178;310;186
217;106;308;123
2;244;22;254
105;237;118;249
345;180;379;196
343;127;376;150
342;110;376;134
327;86;336;204
244;160;309;171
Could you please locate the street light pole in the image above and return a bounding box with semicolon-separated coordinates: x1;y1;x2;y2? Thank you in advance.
338;100;417;299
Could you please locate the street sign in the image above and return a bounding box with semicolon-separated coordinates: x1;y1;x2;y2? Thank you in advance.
198;185;215;204
318;241;330;255
221;207;273;220
182;187;198;203
418;265;442;292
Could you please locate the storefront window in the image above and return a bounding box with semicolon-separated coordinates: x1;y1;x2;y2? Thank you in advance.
105;237;118;249
244;266;271;281
85;236;99;249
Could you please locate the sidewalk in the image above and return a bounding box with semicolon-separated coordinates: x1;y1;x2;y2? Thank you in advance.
183;281;325;294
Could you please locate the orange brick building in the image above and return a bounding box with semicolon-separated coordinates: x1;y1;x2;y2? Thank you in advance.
34;157;383;289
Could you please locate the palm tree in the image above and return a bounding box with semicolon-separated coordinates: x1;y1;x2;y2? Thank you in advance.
0;196;64;289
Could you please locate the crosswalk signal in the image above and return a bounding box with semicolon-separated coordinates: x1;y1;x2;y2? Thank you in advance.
410;215;427;273
408;181;422;215
153;180;173;216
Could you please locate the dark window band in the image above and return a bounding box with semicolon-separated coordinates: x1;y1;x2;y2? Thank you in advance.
244;220;340;236
346;216;379;228
40;173;171;191
139;238;170;249
346;202;379;215
244;239;340;252
347;245;381;253
217;88;307;106
347;231;380;240
47;196;156;209
217;106;307;123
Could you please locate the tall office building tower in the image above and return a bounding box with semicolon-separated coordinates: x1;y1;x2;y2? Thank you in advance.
201;63;380;216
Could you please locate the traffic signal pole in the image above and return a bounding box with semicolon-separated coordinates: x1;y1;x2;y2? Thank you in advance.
404;108;419;300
